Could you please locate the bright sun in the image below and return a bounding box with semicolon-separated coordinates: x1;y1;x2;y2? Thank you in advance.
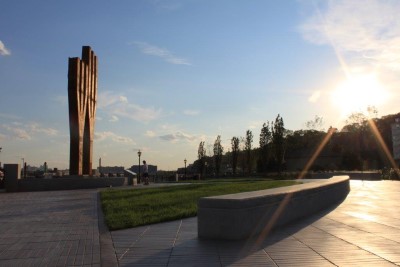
331;74;388;117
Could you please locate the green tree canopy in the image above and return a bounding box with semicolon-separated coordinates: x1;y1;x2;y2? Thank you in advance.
231;136;240;175
259;122;272;172
245;130;253;174
213;135;224;176
272;114;285;173
197;141;206;178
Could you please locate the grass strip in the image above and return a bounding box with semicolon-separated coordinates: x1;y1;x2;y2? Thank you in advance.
100;180;298;230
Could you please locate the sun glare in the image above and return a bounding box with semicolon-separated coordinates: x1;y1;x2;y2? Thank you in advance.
331;74;388;117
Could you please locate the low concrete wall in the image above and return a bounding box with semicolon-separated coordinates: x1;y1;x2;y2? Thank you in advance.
4;164;21;193
17;176;126;192
198;176;350;240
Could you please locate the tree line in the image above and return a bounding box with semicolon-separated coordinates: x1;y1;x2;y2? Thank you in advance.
193;110;400;178
195;114;287;178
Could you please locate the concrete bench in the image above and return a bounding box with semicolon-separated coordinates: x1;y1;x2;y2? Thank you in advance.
198;176;350;240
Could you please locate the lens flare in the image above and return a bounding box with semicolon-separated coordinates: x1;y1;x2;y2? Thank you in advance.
253;129;335;246
367;119;399;176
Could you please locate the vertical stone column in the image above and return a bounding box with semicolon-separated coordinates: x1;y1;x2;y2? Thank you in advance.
82;47;97;176
68;46;97;176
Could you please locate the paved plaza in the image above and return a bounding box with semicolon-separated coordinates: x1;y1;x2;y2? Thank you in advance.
0;180;399;266
0;189;102;266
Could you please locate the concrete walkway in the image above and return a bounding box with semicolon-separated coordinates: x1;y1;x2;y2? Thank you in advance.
111;180;400;266
0;189;103;266
0;180;399;266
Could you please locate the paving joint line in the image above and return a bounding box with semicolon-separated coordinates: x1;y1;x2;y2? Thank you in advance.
261;248;279;267
166;219;183;267
310;220;398;265
325;214;400;245
290;227;338;266
118;225;150;261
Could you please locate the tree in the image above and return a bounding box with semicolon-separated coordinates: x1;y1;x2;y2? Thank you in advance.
343;109;379;165
231;136;240;175
272;114;285;173
343;106;379;132
259;122;272;172
213;135;224;176
341;150;362;170
239;137;246;175
197;141;206;179
245;130;253;174
285;129;325;152
305;115;324;131
344;112;367;132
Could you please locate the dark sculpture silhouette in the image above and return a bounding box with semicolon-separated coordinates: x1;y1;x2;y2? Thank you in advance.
68;46;97;176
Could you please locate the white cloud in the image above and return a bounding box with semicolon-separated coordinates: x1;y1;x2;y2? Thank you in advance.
161;124;175;130
4;125;31;140
98;91;163;122
2;122;58;140
119;96;128;103
29;123;58;136
133;41;191;65
159;131;197;143
152;124;204;144
98;91;126;109
95;131;135;144
146;130;156;137
15;128;31;140
109;115;119;122
183;109;200;116
113;103;162;122
300;0;400;70
0;40;11;56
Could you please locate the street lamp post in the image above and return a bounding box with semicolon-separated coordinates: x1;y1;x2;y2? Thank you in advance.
184;159;187;180
137;150;142;183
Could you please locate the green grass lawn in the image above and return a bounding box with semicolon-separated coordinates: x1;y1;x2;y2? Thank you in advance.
100;179;299;230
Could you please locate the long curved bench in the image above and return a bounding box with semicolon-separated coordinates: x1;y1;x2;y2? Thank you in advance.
198;176;350;240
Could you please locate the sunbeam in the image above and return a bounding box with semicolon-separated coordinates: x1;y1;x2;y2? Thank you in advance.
367;119;400;176
251;128;335;247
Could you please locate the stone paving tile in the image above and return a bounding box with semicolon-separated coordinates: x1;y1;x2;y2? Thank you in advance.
168;256;221;267
111;180;400;266
219;247;276;267
0;189;102;266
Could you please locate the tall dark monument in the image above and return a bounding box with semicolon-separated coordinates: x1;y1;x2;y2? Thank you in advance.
68;46;98;176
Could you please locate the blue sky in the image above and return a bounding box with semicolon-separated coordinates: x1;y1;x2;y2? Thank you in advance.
1;0;400;170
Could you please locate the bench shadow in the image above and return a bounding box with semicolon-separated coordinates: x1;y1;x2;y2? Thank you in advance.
213;201;344;266
113;200;344;266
